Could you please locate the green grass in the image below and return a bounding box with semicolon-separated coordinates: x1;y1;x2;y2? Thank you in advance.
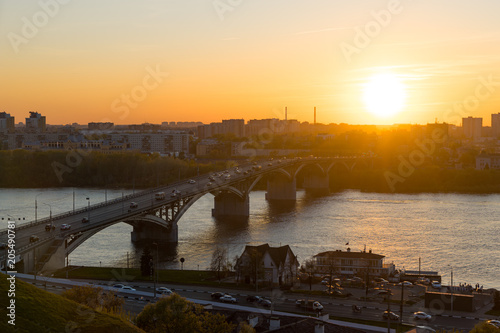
0;272;144;333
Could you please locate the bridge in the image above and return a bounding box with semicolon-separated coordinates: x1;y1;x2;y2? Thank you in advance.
0;156;371;275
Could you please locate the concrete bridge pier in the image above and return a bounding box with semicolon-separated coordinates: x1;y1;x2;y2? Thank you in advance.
212;192;249;220
265;177;296;201
303;173;330;195
130;222;178;244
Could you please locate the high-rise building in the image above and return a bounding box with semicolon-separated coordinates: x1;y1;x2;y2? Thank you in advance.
462;117;482;140
491;113;500;138
0;112;15;133
25;111;46;133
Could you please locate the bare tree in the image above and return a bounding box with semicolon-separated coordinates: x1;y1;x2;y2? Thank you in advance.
210;246;229;282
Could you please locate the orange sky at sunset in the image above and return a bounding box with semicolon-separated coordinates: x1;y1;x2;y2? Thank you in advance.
1;0;500;126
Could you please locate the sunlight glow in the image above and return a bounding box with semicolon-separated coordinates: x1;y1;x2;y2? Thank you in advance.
363;73;407;117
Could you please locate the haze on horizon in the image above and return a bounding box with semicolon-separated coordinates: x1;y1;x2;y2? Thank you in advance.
1;0;500;126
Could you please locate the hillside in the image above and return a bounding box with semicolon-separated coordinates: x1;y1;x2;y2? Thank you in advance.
0;273;144;333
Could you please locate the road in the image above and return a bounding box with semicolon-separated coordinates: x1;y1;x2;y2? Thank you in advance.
18;274;489;332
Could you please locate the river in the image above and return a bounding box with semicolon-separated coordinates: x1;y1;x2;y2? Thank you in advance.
0;188;498;289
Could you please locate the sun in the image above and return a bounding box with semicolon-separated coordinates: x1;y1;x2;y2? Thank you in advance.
363;73;406;117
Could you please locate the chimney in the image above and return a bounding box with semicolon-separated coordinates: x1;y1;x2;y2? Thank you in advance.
269;317;280;330
314;322;324;333
314;107;316;125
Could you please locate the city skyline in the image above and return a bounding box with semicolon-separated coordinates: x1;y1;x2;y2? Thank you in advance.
1;1;500;125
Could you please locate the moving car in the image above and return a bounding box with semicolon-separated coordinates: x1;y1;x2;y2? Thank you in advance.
486;320;500;328
413;311;432;320
82;217;89;223
129;202;138;209
45;224;55;231
219;294;237;303
295;299;323;312
398;281;413;286
188;179;196;184
112;284;124;289
155;192;166;200
211;292;225;300
29;235;39;243
246;295;262;303
120;286;136;291
383;311;400;321
258;299;272;307
60;224;71;230
156;287;173;295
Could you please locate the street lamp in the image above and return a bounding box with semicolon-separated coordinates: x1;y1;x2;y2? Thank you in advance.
153;242;159;298
43;203;52;224
35;192;43;223
86;197;90;221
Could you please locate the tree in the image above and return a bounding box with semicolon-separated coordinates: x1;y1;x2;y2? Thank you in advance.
469;321;500;333
302;258;317;291
62;285;124;313
210;246;230;282
135;293;235;333
140;247;153;277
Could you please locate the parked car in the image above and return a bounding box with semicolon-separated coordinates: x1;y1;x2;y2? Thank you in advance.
383;311;400;321
219;294;237;303
129;202;138;209
60;224;71;230
82;217;89;223
156;287;173;295
398;281;413;286
246;295;262;303
413;311;432;320
29;235;39;243
211;292;225;300
431;281;441;289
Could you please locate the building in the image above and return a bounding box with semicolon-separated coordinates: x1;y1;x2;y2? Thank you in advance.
476;151;500;169
462;117;482;140
109;131;189;155
0;112;15;133
491;113;500;138
313;249;395;277
197;119;244;139
235;243;299;286
25;111;46;133
88;122;114;131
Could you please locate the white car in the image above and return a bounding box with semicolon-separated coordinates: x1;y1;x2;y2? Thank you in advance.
129;202;138;208
398;281;413;286
431;281;441;289
121;285;136;291
219;294;237;303
60;224;71;230
156;287;173;295
413;311;432;320
188;179;196;184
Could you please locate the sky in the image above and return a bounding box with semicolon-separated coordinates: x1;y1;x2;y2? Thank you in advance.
1;0;500;126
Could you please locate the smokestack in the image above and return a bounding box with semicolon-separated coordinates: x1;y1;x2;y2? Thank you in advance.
285;106;287;121
314;106;316;125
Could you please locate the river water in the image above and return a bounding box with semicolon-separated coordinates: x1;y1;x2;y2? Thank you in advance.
1;188;498;289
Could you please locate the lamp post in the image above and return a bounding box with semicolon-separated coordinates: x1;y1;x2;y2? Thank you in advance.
153;242;159;298
86;197;90;221
43;203;52;225
35;192;43;223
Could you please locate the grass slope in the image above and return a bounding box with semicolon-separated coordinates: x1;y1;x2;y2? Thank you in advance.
0;273;144;333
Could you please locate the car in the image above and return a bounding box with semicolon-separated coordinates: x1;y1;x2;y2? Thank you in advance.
121;286;136;291
188;179;196;184
60;224;71;230
431;281;441;289
376;290;393;296
413;311;432;320
246;295;262;303
321;278;330;285
129;202;138;208
398;281;413;286
29;235;39;243
258;299;272;307
383;311;400;321
219;294;237;303
82;217;89;223
211;292;225;299
206;182;212;186
486;320;500;328
45;224;55;231
156;287;173;295
112;284;125;289
268;163;273;166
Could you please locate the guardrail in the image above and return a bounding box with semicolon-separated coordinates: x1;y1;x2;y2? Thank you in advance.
0;158;305;235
